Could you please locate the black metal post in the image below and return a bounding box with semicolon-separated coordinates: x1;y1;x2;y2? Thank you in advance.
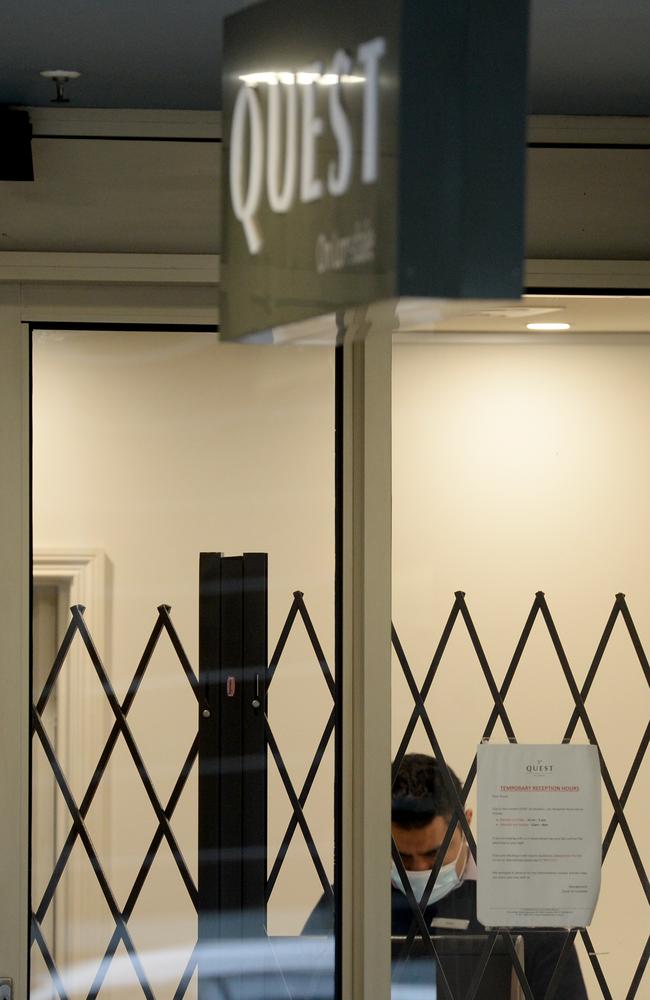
198;552;268;998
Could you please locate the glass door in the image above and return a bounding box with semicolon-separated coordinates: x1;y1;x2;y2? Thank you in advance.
30;326;337;1000
391;295;650;999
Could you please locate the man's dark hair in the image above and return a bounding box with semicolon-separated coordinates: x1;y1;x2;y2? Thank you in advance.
391;753;462;829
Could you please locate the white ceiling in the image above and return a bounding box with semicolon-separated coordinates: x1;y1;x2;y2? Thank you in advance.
0;0;649;114
266;295;650;346
396;296;650;339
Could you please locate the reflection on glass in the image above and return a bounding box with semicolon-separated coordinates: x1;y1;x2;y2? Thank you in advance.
389;755;587;998
392;333;650;999
31;330;335;999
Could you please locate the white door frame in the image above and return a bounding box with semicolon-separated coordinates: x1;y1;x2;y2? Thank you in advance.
0;272;219;998
0;267;394;1000
32;549;109;972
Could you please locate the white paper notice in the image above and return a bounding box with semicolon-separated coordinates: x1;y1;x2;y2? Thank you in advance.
477;743;601;928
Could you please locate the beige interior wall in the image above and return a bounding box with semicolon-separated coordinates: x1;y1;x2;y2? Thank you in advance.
392;339;650;998
32;329;649;998
32;331;336;999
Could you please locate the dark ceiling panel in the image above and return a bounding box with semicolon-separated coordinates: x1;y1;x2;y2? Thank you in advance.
0;0;251;110
0;0;648;114
529;0;650;115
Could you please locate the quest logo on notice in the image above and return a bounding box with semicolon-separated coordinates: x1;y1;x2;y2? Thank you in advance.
229;37;387;255
526;760;554;774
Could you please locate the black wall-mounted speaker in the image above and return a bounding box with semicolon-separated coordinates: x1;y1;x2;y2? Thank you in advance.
1;108;34;181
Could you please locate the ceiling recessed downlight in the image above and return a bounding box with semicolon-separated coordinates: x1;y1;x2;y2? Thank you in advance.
526;322;571;331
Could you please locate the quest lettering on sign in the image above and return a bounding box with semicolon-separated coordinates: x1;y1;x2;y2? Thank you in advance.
229;36;386;255
222;0;529;340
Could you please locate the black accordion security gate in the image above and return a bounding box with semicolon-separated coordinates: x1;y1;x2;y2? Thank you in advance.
390;590;649;1000
31;566;648;999
197;552;337;999
30;553;337;1000
31;602;204;1000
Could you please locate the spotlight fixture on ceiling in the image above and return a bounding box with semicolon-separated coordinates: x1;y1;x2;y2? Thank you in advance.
40;70;81;104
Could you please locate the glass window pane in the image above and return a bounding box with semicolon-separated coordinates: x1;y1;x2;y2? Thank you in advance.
392;302;650;999
32;328;336;1000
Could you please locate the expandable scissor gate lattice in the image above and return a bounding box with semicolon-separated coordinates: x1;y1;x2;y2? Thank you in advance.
264;591;336;911
31;591;335;1000
391;591;649;1000
31;604;204;1000
32;590;649;1000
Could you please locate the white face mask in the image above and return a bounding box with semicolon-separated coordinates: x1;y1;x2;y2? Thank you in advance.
391;837;466;906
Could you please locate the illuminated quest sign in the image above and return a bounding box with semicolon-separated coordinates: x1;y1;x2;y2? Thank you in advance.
221;0;529;342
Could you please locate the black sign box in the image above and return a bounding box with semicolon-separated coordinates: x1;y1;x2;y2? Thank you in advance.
221;0;529;341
